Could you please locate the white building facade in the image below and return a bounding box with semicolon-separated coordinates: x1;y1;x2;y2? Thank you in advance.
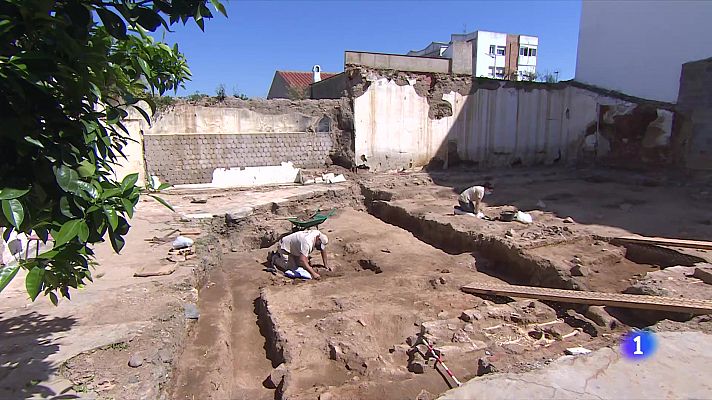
576;1;712;103
409;30;538;80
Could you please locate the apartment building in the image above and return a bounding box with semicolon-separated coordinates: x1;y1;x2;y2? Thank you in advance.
408;30;538;80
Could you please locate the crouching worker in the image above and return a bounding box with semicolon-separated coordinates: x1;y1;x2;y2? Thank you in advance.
269;230;328;280
457;182;494;214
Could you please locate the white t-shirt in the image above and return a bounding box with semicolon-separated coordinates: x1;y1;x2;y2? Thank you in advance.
279;230;320;256
459;186;485;204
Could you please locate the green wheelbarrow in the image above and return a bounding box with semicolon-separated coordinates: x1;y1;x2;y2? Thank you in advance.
287;209;337;232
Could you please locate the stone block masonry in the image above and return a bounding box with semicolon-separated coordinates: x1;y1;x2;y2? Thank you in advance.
144;133;333;185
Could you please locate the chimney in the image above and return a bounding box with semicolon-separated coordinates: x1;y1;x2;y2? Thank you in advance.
312;65;322;83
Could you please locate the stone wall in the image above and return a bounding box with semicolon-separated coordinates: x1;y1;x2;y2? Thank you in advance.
144;133;333;184
677;57;712;170
134;98;346;185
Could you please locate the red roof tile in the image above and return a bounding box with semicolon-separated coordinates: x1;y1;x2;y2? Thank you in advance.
277;71;339;89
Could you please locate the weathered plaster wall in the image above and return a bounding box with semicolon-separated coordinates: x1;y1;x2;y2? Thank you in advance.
351;69;676;171
128;98;348;185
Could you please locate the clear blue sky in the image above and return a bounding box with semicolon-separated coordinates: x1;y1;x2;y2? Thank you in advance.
157;0;582;98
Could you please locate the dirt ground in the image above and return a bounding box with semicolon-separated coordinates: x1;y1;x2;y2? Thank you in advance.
3;165;712;400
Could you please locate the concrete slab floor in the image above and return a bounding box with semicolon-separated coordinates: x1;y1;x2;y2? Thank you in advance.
439;331;712;400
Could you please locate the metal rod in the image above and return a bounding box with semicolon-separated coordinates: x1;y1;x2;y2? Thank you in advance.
419;337;462;387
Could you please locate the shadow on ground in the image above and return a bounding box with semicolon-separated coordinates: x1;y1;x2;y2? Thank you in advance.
0;311;77;400
423;165;712;240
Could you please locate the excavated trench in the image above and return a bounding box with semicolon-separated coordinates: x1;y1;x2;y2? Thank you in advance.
176;180;705;399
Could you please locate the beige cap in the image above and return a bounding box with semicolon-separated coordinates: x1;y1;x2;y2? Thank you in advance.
318;233;329;248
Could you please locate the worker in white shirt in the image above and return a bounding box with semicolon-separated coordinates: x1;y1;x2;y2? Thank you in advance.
269;229;328;279
457;182;494;214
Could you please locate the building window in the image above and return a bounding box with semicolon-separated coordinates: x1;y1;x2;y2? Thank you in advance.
489;45;495;55
495;67;505;78
488;66;495;77
520;47;537;57
496;46;505;56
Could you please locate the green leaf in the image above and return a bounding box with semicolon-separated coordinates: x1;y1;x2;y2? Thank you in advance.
77;161;96;177
53;219;82;247
0;188;29;200
210;0;228;17
135;7;163;31
49;292;58;306
76;181;99;199
55;166;79;193
147;194;174;212
121;198;134;218
2;199;24;228
59;197;75;218
25;267;45;301
132;104;152;124
157;183;171;191
77;221;89;242
97;9;127;39
104;208;118;230
121;173;139;192
137;57;152;78
0;264;20;293
24;136;44;148
108;226;126;253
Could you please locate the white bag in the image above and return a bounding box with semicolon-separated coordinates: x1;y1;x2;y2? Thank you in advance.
172;236;194;250
515;211;533;224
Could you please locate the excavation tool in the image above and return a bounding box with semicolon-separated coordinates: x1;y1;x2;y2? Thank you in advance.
411;336;462;387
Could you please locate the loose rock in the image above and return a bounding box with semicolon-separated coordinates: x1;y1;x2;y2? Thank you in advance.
693;264;712;285
128;354;143;368
563;310;599;336
460;309;483;322
264;364;288;389
328;343;342;360
563;217;575;223
416;389;434;400
585;306;619;329
571;264;590;277
477;357;497;376
409;361;425;374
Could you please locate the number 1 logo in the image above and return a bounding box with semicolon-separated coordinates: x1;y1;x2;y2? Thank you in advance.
621;331;656;360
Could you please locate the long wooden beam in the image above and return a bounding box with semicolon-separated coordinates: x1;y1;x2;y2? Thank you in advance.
613;235;712;250
461;282;712;314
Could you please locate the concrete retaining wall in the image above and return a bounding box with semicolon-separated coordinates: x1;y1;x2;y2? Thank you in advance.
345;51;450;74
352;72;676;171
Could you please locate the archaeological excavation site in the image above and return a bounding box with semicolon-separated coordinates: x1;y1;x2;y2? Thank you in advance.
3;5;712;398
54;55;712;400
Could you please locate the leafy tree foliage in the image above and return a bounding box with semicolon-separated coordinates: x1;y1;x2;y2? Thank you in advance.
0;0;225;303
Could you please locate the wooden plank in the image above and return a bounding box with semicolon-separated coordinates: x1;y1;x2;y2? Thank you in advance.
614;235;712;250
461;282;712;315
